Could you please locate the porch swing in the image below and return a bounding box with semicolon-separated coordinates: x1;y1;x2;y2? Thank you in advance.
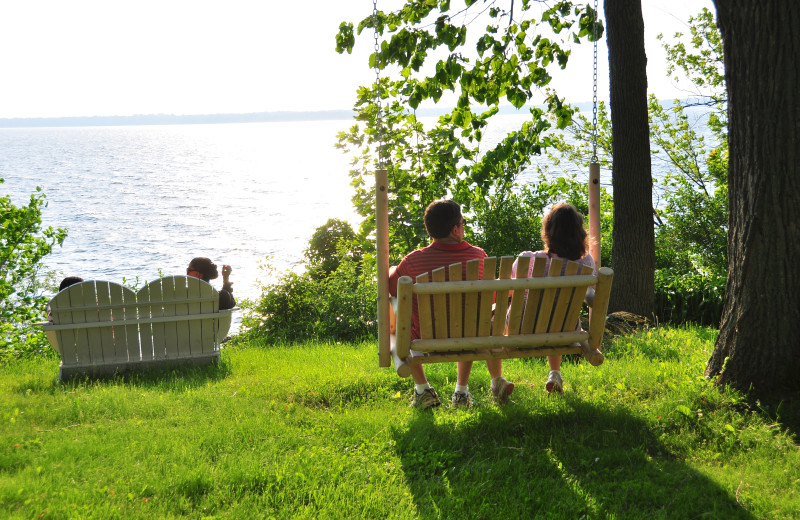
372;0;614;377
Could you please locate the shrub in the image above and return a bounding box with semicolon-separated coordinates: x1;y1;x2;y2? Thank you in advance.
238;221;376;345
305;218;360;279
1;180;67;362
470;174;613;265
653;270;725;327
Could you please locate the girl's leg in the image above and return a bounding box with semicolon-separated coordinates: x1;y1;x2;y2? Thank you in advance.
546;355;564;394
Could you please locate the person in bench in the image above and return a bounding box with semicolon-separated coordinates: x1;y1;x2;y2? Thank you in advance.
512;203;596;395
47;276;85;323
186;257;236;310
388;199;514;409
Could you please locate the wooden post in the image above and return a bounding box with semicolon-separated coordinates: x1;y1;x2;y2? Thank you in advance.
376;169;391;368
589;162;601;268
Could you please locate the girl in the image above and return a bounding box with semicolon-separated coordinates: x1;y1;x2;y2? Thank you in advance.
511;202;596;394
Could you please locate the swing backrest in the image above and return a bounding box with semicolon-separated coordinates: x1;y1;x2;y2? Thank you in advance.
414;256;594;341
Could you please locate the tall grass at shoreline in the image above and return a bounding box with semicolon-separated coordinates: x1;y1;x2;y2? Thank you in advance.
1;326;798;519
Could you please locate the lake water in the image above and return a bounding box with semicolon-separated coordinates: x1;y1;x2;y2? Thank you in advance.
4;112;687;331
1;120;360;329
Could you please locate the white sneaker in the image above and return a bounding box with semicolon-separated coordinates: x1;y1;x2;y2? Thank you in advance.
491;377;515;404
546;371;564;395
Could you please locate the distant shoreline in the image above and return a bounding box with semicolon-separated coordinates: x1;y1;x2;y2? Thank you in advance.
0;110;359;128
0;99;705;128
0;104;591;129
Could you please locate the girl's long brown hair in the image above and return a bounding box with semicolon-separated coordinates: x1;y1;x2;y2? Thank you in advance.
541;203;588;261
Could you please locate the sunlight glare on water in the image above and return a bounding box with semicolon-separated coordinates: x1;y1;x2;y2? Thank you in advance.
1;120;361;330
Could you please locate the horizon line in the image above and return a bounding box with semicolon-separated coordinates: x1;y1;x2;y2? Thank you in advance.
0;98;710;128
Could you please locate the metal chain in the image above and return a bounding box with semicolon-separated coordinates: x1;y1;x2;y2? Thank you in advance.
373;0;384;168
591;0;599;163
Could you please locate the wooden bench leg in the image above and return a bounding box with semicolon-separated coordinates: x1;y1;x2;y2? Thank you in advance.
390;333;413;378
578;341;604;366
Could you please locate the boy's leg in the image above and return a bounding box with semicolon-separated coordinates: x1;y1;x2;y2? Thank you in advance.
411;364;428;385
456;360;473;386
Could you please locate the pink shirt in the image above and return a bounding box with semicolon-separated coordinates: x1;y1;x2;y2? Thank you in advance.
511;250;596;278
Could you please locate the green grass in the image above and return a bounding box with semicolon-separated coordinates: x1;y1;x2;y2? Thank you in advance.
1;326;798;519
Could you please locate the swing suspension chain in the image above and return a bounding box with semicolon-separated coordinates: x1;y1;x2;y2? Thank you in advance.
373;0;384;168
591;0;599;163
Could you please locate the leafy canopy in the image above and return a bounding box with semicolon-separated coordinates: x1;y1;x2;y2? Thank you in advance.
336;1;602;261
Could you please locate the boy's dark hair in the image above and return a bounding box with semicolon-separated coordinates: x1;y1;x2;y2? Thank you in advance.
188;257;218;282
59;276;84;291
424;200;462;239
541;203;588;260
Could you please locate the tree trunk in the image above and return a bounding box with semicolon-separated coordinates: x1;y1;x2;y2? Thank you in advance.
705;0;800;393
603;0;655;317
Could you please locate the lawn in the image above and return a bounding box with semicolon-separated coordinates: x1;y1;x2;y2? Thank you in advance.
1;326;798;519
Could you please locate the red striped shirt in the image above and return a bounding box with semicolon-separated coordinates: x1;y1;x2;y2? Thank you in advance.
389;241;487;340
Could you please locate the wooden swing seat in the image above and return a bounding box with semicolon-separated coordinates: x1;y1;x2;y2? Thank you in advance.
387;255;614;377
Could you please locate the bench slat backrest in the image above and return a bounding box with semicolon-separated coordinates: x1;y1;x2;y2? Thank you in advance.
50;281;138;368
477;257;496;337
137;276;220;360
43;277;230;379
413;256;594;342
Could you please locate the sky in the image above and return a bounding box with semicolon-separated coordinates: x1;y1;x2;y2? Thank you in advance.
0;0;714;119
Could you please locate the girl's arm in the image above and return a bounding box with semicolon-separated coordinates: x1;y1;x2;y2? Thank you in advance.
585;287;595;307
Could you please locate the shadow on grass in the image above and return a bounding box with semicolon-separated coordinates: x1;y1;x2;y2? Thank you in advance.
392;400;755;519
747;390;800;444
10;357;232;395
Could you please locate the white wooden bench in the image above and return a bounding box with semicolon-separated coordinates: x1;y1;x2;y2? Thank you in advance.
389;255;613;377
40;276;233;380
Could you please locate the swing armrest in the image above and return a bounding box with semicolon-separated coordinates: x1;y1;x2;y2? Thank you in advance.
587;267;614;350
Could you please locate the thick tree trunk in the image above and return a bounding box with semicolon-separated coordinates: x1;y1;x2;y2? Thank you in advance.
604;0;655;317
706;0;800;393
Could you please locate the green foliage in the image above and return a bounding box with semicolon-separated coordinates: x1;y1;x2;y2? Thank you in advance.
336;6;727;325
238;221;377;344
305;218;361;279
653;8;728;278
1;180;67;362
470;174;612;263
654;270;726;327
336;1;603;260
537;8;728;324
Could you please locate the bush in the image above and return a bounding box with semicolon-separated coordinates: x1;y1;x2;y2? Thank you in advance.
470;174;613;265
305;218;360;279
238;221;376;344
1;180;67;362
653;270;725;327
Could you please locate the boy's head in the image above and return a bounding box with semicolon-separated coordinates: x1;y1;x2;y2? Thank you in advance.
187;257;218;282
424;200;463;239
59;276;84;291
